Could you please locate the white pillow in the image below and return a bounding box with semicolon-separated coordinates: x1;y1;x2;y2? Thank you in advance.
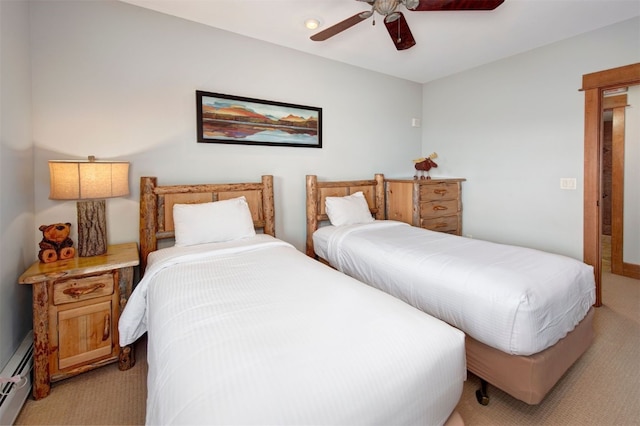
173;196;256;247
325;191;374;227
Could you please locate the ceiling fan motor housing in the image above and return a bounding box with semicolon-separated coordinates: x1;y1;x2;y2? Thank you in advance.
372;0;419;15
374;0;400;15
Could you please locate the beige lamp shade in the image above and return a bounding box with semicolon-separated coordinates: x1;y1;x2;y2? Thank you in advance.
49;158;129;200
48;156;129;257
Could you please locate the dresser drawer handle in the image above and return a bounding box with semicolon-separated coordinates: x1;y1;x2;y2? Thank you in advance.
434;223;448;228
103;313;110;341
433;189;448;195
433;205;448;211
63;283;105;298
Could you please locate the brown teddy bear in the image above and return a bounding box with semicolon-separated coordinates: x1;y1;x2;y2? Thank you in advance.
38;223;75;263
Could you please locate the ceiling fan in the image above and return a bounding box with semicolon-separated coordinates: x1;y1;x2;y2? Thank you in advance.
311;0;505;51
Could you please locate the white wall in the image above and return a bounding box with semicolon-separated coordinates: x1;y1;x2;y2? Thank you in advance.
30;0;422;252
0;0;35;368
422;17;640;260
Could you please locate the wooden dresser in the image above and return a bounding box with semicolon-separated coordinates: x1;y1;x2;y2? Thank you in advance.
385;178;465;235
19;242;139;399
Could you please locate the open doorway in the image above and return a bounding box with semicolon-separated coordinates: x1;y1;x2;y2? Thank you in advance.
582;63;640;307
601;108;613;273
601;90;640;279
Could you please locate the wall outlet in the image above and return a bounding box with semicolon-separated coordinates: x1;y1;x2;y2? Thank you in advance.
560;178;577;190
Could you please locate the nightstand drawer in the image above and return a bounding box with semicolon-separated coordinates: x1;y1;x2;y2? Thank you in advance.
419;182;458;201
53;273;114;306
421;215;460;233
420;199;460;218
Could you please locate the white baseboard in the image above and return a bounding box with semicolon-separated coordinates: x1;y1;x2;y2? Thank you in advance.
0;331;33;426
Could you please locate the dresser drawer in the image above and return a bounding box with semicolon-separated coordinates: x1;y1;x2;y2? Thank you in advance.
53;273;114;306
419;182;458;201
420;199;460;218
421;215;460;233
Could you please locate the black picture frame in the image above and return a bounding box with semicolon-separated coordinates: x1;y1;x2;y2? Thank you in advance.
196;91;322;148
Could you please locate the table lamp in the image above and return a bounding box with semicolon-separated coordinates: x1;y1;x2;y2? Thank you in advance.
48;156;130;257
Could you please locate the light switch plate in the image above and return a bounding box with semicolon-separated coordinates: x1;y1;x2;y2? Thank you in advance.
560;178;577;190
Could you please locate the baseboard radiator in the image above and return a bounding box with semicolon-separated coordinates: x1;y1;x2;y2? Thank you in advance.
0;331;33;426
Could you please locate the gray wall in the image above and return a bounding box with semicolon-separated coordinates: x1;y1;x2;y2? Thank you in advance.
30;0;423;252
422;17;640;259
0;0;35;369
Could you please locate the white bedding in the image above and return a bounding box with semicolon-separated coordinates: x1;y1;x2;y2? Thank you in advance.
119;235;466;425
313;221;595;356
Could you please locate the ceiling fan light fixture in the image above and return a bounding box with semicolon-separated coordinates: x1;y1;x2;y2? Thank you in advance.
374;0;400;16
385;12;401;23
403;0;419;10
304;18;320;30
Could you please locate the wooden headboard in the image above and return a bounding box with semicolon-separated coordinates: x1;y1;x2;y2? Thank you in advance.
139;175;275;274
305;174;385;257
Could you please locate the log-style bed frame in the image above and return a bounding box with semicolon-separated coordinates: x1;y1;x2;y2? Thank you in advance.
139;175;275;274
135;175;465;425
305;174;595;405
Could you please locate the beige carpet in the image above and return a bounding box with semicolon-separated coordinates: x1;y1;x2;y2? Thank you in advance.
14;272;639;425
14;339;148;426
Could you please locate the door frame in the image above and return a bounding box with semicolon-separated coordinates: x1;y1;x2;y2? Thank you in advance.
582;63;640;307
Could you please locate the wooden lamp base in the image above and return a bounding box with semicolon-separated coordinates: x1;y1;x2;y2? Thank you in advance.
77;200;107;257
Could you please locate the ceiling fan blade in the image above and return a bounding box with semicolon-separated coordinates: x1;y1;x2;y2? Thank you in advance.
310;13;371;42
412;0;505;11
384;12;416;51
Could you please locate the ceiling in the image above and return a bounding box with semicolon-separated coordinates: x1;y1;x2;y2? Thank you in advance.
120;0;640;84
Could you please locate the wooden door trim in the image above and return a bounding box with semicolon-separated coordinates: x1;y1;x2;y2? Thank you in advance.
582;63;640;307
582;63;640;91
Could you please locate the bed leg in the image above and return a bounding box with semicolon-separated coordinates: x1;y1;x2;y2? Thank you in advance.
476;379;490;405
118;345;135;370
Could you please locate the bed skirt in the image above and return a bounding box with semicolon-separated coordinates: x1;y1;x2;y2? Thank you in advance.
466;307;595;405
444;410;464;426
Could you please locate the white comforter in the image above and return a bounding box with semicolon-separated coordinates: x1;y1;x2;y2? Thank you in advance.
314;221;595;356
119;235;466;425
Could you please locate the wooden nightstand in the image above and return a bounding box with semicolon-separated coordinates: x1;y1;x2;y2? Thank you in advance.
19;242;139;399
386;178;466;235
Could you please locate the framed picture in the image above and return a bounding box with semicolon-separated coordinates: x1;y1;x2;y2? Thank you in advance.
196;91;322;148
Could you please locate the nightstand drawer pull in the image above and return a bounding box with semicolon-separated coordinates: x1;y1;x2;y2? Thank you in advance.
434;189;448;195
63;283;105;298
433;205;448;211
103;313;110;341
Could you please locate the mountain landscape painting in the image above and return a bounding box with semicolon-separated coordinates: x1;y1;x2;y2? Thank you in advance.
196;91;322;148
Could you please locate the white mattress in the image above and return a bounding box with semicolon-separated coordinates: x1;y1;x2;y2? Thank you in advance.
314;221;595;356
119;235;466;425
